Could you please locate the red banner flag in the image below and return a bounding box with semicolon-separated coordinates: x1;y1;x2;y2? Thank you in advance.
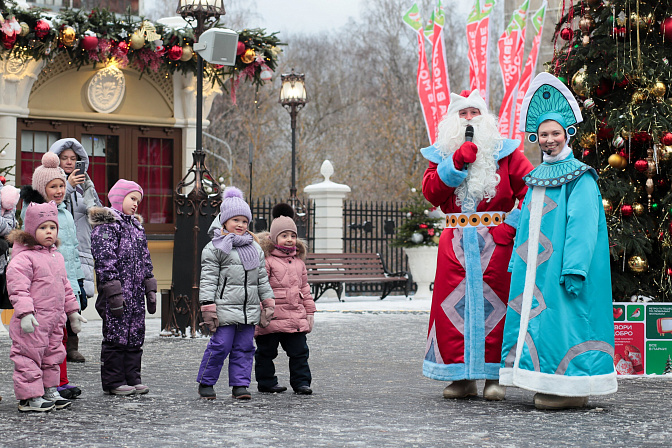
467;0;496;104
512;1;547;146
497;0;529;139
431;1;451;121
403;4;438;143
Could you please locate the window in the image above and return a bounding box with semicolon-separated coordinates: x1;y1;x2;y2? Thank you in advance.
17;120;181;234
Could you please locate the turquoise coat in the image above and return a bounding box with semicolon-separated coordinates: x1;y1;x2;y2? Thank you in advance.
499;153;617;397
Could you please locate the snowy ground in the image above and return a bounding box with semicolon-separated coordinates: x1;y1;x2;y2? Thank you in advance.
0;297;671;447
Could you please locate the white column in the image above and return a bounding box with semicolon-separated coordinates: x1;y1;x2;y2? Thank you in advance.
304;160;351;253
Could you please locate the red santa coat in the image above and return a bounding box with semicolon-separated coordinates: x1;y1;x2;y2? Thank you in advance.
421;142;533;381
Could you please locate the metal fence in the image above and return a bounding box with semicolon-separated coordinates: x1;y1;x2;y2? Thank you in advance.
250;197;315;250
342;200;409;295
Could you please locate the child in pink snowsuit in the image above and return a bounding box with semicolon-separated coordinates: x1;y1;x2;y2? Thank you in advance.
7;201;86;412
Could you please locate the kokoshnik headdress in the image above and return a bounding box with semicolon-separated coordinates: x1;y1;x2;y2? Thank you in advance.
518;72;583;144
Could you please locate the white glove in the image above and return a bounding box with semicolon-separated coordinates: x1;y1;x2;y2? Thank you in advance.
20;314;39;333
68;312;87;334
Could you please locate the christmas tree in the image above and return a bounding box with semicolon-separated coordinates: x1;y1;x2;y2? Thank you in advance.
391;187;443;248
550;0;672;301
664;355;672;374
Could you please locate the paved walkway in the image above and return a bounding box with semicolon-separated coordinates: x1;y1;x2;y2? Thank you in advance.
0;297;670;447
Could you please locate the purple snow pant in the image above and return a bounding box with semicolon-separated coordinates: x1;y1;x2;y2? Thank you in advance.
197;324;255;387
100;341;143;391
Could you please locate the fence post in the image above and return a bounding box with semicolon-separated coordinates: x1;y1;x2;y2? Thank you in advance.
304;160;350;253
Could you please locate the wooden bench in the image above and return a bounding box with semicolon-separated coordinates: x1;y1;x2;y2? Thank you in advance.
305;253;412;301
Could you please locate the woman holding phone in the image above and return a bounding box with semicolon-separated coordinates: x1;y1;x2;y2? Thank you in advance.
49;138;102;363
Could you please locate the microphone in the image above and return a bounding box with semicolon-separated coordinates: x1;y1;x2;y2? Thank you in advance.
465;125;474;142
463;125;475;169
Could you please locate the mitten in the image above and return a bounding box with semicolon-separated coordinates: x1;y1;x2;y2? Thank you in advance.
259;306;274;328
307;314;314;333
1;185;19;213
77;279;87;311
200;304;219;332
624;345;643;373
144;278;158;314
490;222;516;246
452;141;478;170
108;293;125;317
614;353;635;375
562;274;584;298
20;314;39;333
68;312;87;334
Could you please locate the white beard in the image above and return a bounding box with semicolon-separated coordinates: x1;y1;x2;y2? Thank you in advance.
435;113;503;212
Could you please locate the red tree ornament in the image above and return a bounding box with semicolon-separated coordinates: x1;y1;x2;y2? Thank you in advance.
661;17;672;41
167;45;183;61
116;40;129;55
560;27;573;41
1;32;17;50
35;19;50;39
667;267;672;276
595;79;612;97
621;204;633;216
0;176;6;184
236;41;246;55
632;132;651;144
635;160;649;172
662;132;672;146
583;150;591;157
80;35;98;51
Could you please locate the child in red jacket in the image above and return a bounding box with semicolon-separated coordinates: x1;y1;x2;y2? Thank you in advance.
255;204;316;395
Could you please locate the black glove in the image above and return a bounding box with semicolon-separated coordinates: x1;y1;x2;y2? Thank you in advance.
77;279;88;311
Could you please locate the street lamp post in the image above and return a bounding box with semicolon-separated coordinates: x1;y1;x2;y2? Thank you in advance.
166;0;225;337
279;69;307;218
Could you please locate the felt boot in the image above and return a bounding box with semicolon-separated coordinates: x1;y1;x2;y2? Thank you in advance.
442;380;477;399
534;393;588;410
66;334;85;363
483;380;506;401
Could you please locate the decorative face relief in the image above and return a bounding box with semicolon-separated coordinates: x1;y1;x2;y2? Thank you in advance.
86;64;126;114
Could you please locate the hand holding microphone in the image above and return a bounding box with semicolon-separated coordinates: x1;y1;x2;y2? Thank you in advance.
453;125;478;170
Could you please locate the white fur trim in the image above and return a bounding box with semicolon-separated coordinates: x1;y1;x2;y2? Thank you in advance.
505;366;618;396
542;145;572;163
512;187;546;373
446;90;489;117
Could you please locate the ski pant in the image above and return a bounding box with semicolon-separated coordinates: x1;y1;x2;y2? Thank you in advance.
197;324;255;387
255;332;311;390
100;341;143;390
10;321;65;400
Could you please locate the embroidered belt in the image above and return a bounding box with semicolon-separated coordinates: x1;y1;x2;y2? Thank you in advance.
445;211;504;228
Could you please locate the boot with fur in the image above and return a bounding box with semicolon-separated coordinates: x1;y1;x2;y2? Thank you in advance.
483;380;506;401
442;380;477;399
66;334;86;363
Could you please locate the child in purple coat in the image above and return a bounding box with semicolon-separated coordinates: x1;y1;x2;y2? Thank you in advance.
7;201;86;412
89;180;157;396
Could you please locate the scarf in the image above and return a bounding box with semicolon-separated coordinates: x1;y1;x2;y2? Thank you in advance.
212;229;259;271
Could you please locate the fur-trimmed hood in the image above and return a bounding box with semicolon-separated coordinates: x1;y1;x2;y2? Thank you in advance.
7;228;60;250
88;206;144;228
257;231;307;260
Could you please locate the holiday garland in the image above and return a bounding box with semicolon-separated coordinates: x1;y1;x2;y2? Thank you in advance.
0;2;283;88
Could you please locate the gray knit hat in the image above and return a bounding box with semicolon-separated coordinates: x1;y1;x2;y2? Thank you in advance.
219;186;252;225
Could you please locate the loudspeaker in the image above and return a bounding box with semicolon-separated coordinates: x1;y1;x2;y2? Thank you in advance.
193;28;239;66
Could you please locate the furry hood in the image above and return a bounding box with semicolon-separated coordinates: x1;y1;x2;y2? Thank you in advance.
20;185;46;205
257;231;307;260
88;206;144;228
7;229;60;249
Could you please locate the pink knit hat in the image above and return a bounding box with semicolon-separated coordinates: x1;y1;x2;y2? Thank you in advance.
108;179;143;212
269;203;297;243
32;152;67;199
24;201;59;239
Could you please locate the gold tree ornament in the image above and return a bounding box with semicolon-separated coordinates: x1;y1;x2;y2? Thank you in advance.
632;90;647;104
628;255;648;273
130;32;145;49
572;67;589;97
580;132;597;148
633;203;645;215
608;153;625;169
651;81;667;98
60;26;76;47
602;198;614;215
180;46;194;61
19;22;29;37
660;145;672;162
579;14;596;45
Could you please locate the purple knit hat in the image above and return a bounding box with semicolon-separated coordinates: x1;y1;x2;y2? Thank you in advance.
32;152;67;199
219;187;252;225
108;179;143;212
24;201;59;239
